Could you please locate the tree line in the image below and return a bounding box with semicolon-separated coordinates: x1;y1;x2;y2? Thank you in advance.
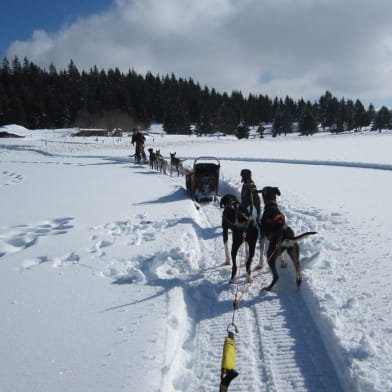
1;56;391;136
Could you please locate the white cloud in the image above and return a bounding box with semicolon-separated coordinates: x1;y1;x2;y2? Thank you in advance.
6;0;392;106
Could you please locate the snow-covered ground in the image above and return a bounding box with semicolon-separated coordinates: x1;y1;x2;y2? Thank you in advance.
1;124;391;392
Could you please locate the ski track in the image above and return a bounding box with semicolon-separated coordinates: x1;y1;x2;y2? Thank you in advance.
182;188;344;392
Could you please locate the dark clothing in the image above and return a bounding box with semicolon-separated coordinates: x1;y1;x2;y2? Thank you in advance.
131;131;145;145
131;131;146;161
240;180;261;220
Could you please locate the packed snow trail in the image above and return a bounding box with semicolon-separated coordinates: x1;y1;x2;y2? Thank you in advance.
162;194;345;392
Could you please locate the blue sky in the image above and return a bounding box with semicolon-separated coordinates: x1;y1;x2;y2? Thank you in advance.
2;0;392;108
0;0;112;57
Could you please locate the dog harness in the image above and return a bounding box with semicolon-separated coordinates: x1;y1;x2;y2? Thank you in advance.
266;213;286;226
263;200;287;227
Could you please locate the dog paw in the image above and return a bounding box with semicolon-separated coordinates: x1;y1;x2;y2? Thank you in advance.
229;278;236;284
246;274;253;284
256;262;265;270
225;259;232;266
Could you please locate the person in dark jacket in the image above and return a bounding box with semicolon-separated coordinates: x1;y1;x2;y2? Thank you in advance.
131;129;146;162
240;169;261;222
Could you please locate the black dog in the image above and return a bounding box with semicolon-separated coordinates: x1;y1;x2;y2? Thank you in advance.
259;186;317;291
220;194;259;283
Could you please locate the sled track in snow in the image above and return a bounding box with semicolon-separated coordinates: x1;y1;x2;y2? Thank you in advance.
186;200;344;392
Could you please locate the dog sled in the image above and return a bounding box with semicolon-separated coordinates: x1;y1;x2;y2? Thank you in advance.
185;157;220;202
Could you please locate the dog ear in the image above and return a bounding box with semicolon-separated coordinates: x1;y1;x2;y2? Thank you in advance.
220;194;237;208
275;187;281;196
220;195;227;208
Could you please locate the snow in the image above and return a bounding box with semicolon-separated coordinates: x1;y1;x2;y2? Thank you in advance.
1;124;391;392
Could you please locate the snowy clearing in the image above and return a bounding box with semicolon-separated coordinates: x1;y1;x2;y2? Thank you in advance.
1;125;392;392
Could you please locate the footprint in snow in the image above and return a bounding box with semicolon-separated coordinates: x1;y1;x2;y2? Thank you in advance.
1;170;24;186
0;217;74;259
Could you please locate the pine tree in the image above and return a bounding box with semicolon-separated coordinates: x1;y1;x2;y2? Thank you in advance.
196;108;214;136
272;106;292;136
353;99;368;131
374;106;391;131
299;109;318;135
214;101;236;135
366;104;376;127
272;108;284;137
343;99;354;131
282;107;293;135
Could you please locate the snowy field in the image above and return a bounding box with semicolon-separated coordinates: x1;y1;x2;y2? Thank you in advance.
1;124;391;392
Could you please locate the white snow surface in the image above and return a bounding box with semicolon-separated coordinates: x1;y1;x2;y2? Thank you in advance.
1;124;392;392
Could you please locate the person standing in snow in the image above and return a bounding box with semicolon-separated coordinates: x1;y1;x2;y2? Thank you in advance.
240;169;261;222
131;128;147;162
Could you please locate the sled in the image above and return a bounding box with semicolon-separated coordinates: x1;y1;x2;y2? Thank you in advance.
185;157;220;202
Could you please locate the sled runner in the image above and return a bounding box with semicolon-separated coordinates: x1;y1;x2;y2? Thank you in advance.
185;157;220;202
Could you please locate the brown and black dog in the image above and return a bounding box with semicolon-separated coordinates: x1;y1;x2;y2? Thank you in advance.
170;152;184;176
258;186;317;291
156;150;169;175
148;148;158;170
220;194;259;284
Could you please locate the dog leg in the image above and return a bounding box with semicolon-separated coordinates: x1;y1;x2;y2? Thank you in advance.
263;245;279;291
280;254;288;268
224;241;231;265
244;241;249;259
263;258;278;291
287;244;302;288
245;240;256;283
229;262;237;284
229;242;241;283
256;236;265;270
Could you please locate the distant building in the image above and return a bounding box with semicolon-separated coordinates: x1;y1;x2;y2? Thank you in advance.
72;128;123;137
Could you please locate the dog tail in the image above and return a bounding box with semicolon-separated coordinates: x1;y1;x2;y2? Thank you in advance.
280;231;317;248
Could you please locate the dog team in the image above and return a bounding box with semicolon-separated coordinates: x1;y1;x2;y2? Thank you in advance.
130;129;184;176
133;136;315;290
147;148;185;176
220;169;316;291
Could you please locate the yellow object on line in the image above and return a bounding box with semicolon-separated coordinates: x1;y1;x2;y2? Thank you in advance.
221;335;236;374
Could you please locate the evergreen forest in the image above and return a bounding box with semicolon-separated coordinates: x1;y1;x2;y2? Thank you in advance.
1;56;391;136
